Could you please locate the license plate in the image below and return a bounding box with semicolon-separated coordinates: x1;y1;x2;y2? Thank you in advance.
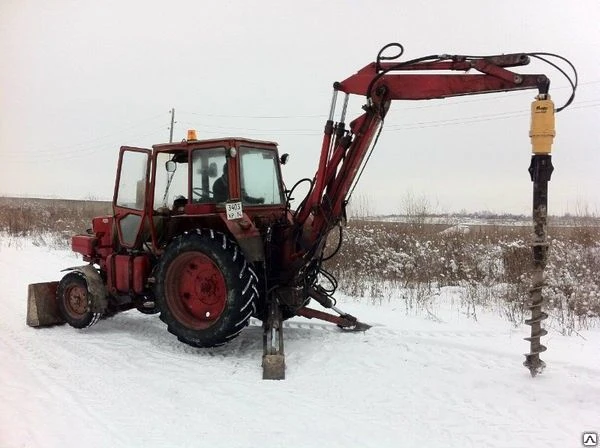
225;201;243;220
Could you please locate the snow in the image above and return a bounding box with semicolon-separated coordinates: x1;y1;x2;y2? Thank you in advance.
1;235;599;448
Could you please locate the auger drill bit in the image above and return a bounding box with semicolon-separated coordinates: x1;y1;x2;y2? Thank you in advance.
524;92;555;377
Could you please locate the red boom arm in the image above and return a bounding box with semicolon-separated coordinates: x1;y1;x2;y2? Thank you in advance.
295;51;549;243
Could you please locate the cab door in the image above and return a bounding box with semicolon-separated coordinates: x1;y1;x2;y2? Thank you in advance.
113;146;152;249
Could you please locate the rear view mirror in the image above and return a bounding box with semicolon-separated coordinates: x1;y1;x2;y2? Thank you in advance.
280;153;289;165
165;160;177;173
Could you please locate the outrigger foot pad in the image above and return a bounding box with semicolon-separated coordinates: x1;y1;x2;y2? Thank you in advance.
262;354;285;380
338;315;372;332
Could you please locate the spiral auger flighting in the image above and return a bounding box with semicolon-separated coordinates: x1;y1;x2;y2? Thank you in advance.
524;257;549;376
523;90;555;377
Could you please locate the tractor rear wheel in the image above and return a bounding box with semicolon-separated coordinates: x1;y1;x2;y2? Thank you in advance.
154;229;258;347
57;272;102;329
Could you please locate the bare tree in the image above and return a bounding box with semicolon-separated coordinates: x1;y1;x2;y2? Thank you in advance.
401;190;433;227
347;193;374;220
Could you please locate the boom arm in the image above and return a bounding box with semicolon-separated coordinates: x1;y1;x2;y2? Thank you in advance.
295;48;550;238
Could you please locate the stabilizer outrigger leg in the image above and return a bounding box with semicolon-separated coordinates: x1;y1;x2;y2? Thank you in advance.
296;306;372;332
304;286;372;331
262;297;285;380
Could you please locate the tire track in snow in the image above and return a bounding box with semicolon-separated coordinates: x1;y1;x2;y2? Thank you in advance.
270;325;556;447
0;319;129;446
275;319;581;447
269;313;599;443
268;318;600;382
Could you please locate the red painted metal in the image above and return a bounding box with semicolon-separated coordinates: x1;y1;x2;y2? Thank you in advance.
109;254;150;294
339;74;543;100
221;212;260;239
183;203;218;215
106;254;116;294
321;113;381;225
296;121;334;224
71;235;95;258
114;255;131;292
112;146;152;250
90;216;113;265
165;251;227;329
91;217;113;245
354;54;531;76
229;141;241;201
132;255;149;294
296;307;356;327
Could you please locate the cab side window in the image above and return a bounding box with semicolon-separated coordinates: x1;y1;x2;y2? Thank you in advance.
153;152;188;210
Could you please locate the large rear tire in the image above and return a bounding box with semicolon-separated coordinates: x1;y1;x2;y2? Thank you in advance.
154;229;258;347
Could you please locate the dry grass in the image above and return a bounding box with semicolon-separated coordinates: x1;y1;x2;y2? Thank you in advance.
2;196;598;331
0;197;110;239
324;219;600;332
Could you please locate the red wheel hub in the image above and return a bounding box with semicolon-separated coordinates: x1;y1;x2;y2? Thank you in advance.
166;252;227;329
64;285;88;318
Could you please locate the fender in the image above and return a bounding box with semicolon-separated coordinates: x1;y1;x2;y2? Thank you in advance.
219;211;265;263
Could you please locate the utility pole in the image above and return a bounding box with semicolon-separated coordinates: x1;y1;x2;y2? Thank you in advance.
168;108;176;143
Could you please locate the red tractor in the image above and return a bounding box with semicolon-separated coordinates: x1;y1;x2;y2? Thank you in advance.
27;43;574;379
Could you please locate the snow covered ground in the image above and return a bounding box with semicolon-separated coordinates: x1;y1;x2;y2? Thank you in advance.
1;235;599;448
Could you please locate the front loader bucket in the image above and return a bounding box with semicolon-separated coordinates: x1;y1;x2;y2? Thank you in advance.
26;282;65;327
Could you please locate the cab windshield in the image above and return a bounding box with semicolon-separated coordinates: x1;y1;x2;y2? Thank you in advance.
191;148;227;203
152;146;284;208
239;147;284;205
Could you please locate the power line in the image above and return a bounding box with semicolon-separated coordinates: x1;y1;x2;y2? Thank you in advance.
388;101;600;130
176;100;600;136
8;94;596;163
3;113;168;157
5;128;166;163
180;110;324;119
176;120;316;134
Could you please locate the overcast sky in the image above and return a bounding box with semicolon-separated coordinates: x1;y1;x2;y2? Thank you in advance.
1;0;599;215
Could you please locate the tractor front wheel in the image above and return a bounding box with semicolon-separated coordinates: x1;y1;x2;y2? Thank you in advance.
57;272;102;329
154;229;258;347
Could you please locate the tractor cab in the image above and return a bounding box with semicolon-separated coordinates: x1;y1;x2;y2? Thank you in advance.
111;134;288;253
151;135;286;212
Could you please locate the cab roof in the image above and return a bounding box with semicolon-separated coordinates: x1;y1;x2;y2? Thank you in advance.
153;136;279;151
